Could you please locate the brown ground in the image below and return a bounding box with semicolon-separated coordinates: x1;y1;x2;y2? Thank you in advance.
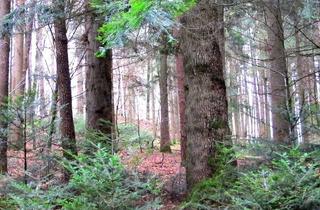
120;145;186;209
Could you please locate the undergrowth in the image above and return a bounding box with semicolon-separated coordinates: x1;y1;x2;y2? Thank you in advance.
182;144;320;210
5;145;162;210
117;123;154;151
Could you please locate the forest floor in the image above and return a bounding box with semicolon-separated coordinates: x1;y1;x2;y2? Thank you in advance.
120;144;186;209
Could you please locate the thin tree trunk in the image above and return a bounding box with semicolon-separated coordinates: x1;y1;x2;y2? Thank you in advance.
54;1;77;174
295;18;309;143
146;59;151;121
159;36;171;153
0;0;11;174
35;27;47;117
264;69;271;139
151;70;157;141
76;53;84;116
176;53;186;164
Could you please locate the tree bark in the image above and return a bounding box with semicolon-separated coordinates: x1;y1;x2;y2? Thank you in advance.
159;36;171;153
10;0;25;148
265;0;291;142
295;17;309;143
176;53;186;164
76;49;84;116
146;59;151;121
12;0;25;96
85;2;113;141
0;0;10;174
181;0;231;189
54;1;77;167
35;27;47;117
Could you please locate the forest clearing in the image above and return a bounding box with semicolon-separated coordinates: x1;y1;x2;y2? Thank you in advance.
1;0;320;209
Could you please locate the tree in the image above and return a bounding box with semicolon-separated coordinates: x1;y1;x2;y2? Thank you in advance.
53;1;77;167
12;0;25;96
0;0;10;174
264;0;291;142
176;52;186;164
159;34;171;153
180;0;230;189
85;1;113;140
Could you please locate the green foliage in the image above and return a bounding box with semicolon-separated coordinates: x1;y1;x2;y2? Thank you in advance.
228;29;246;49
90;0;196;52
0;89;38;149
9;145;162;210
183;145;320;210
74;116;86;135
117;123;154;151
0;196;15;210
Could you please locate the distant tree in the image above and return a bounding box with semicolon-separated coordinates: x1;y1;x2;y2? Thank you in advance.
180;0;231;189
0;0;11;174
53;0;77;174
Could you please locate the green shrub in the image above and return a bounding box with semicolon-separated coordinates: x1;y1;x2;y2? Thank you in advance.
183;145;320;210
74;116;86;135
117;123;154;151
0;196;15;210
9;145;162;210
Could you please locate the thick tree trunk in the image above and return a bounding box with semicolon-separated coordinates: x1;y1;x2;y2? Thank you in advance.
85;3;113;140
159;38;171;153
181;0;230;189
265;0;290;142
54;1;77;166
0;0;10;174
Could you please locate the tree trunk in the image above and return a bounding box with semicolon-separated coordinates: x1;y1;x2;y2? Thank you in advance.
151;70;157;140
159;36;171;153
295;18;309;143
12;0;25;96
54;1;77;167
76;53;84;116
0;0;10;174
146;59;151;121
10;0;25;148
35;27;47;117
176;53;186;164
181;0;230;189
85;3;113;141
265;0;290;142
